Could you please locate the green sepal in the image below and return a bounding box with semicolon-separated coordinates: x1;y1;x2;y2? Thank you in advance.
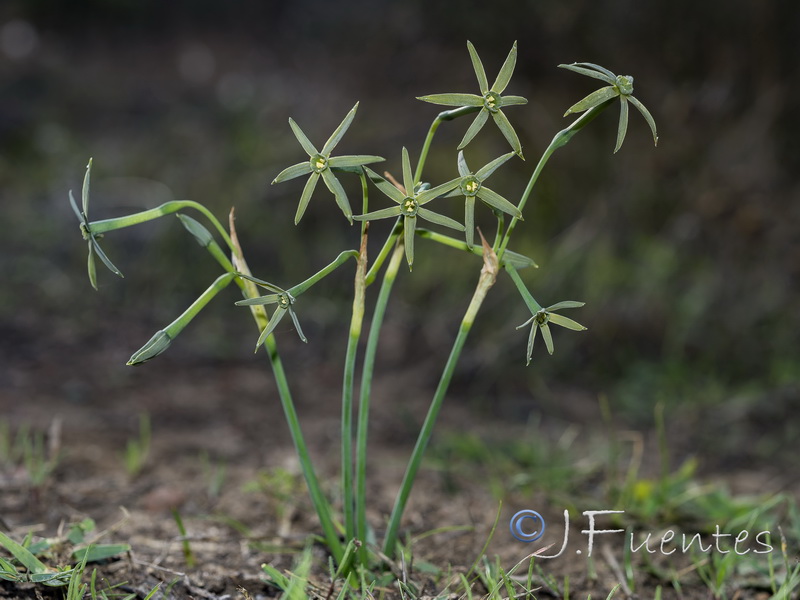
457;151;470;178
294;172;320;225
500;95;528;106
467;41;489;93
563;85;619;116
475;151;516;181
548;313;587;331
255;305;288;350
491;109;523;157
464;196;476;247
236;293;282;306
401;147;414;195
353;205;403;221
628;95;659;146
492;41;518;94
417;93;484;107
546;300;585;311
363;167;406;204
404;216;417;267
558;62;616;85
322;101;358;155
328;155;385;168
288;307;308;343
288;118;319;156
273;162;313;184
417;207;465;231
321;168;353;223
614;97;629;153
457;109;489;150
541;322;555;355
416;176;461;204
478;187;522;219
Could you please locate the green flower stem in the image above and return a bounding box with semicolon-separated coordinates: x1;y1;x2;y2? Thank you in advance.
233;241;344;563
356;242;405;566
288;250;359;297
415;228;537;270
364;218;402;286
359;171;369;237
505;264;542;312
496;99;615;260
342;231;368;542
89;200;235;252
382;244;499;558
414;106;481;186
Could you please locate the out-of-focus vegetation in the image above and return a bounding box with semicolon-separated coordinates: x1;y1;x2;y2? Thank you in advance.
1;1;796;427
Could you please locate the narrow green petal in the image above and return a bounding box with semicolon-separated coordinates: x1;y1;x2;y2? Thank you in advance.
492;41;518;94
457;150;470;178
234;272;284;293
563;86;618;116
82;158;92;215
322;102;359;155
127;330;171;365
628;95;659;147
614;97;629;154
467;41;489;93
416;176;461;204
503;250;538;270
401;147;414;196
363;167;406;204
546;300;585;311
558;63;617;85
464;195;476;247
321;169;353;223
477;187;522;219
526;323;538;366
288;118;319;156
352;205;403;221
294;172;320;225
235;293;281;306
499;95;528;107
69;189;83;221
87;242;97;290
404;216;416;267
255;306;287;349
91;238;123;278
273;162;313;184
548;313;587;331
541;322;555;355
177;213;213;247
457;109;489;150
288;307;308;343
328;155;385;168
475;151;515;181
417;207;464;231
491;110;523;157
417;93;484;107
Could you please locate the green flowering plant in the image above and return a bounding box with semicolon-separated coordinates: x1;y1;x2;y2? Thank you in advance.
68;44;657;576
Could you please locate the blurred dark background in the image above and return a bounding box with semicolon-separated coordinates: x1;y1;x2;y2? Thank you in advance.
1;0;797;443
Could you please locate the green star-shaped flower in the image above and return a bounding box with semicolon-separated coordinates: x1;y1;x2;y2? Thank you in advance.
559;62;658;153
516;301;587;366
235;275;308;348
68;158;123;290
272;102;384;224
353;147;464;268
445;150;522;247
417;41;528;157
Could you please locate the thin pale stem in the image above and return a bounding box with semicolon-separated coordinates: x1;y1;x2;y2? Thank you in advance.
356;241;405;566
496;99;615;259
341;231;368;541
414;106;481;185
382;244;499;558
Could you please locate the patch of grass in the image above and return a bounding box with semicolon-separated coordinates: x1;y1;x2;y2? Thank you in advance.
121;412;151;478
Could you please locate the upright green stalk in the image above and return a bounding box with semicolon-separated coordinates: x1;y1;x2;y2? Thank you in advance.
356;242;405;565
341;231;368;541
382;243;499;558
